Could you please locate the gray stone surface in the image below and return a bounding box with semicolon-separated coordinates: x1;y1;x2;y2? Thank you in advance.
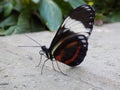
0;23;120;90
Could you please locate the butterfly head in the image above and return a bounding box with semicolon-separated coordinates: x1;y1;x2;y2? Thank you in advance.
41;46;53;60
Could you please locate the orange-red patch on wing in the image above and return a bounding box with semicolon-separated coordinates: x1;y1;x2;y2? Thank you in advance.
66;41;78;48
55;41;80;63
64;46;81;65
55;50;64;62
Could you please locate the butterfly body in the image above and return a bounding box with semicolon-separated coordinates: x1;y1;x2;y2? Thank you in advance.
41;4;95;67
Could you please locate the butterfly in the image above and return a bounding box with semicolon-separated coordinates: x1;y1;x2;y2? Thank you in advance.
39;4;95;68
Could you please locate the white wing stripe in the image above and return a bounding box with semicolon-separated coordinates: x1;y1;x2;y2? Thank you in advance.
61;17;70;27
62;17;91;34
66;21;80;28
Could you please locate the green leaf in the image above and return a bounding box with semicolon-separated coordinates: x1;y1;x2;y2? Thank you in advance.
17;10;30;27
105;13;120;22
30;15;46;32
0;28;4;33
53;0;72;16
32;0;40;3
65;0;85;9
39;0;62;31
4;10;32;35
16;10;31;33
3;25;16;35
0;5;3;13
0;0;7;5
0;14;18;28
3;2;13;17
13;0;23;12
111;14;120;22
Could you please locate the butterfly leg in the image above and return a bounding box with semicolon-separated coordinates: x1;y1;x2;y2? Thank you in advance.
51;60;57;71
36;50;44;67
55;60;67;76
41;59;49;75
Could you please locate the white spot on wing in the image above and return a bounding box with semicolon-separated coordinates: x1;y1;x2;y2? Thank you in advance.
83;45;87;47
87;8;91;11
80;32;89;37
78;36;84;39
90;17;93;19
86;28;91;32
85;6;89;9
89;22;92;25
90;12;93;15
63;28;69;32
81;40;86;43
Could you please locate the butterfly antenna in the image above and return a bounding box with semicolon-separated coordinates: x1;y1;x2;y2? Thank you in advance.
18;46;41;47
24;34;42;47
41;59;49;75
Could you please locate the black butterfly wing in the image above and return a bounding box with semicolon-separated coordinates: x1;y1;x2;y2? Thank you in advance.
53;34;88;66
49;4;95;51
48;4;95;66
57;4;95;36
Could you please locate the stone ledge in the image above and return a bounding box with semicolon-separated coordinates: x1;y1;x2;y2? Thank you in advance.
0;23;120;90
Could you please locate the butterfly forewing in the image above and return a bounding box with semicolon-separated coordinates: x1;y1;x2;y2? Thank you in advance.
49;4;95;51
57;4;95;36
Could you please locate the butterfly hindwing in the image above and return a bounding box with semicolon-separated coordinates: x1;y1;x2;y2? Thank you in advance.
53;34;88;66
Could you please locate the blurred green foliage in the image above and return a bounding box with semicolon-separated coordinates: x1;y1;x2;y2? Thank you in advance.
0;0;120;35
86;0;120;22
0;0;85;35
